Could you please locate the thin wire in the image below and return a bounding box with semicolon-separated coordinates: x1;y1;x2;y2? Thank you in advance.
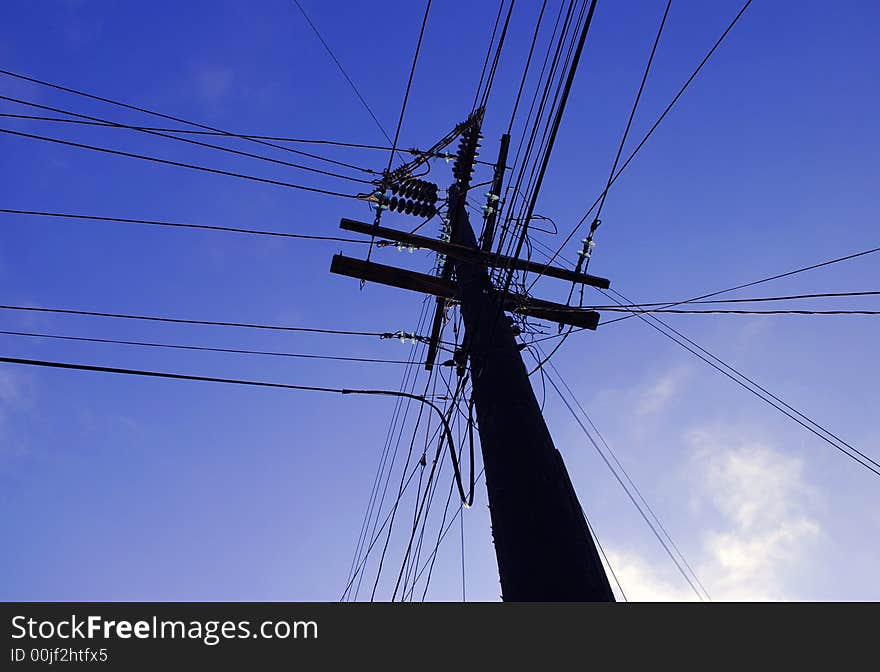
507;0;548;135
582;510;628;602
0;208;368;243
345;301;432;600
544;357;710;600
600;289;880;477
498;0;599;303
384;0;433;172
408;469;486;598
0;304;419;340
472;0;507;111
0;329;420;365
0;113;482;157
0;95;374;179
600;243;880;326
603;308;880;315
528;0;754;290
570;0;672;286
341;462;424;600
0;67;385;171
0;127;359;199
291;0;393;144
0;355;470;497
477;0;517;111
543;369;706;600
586;290;880;309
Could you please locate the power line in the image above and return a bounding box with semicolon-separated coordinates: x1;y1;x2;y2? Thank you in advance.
542;364;707;601
543;357;710;600
0;67;388;173
0;112;464;156
291;0;393;144
599;288;880;478
384;0;433;171
0;357;465;483
472;0;507;111
0;304;424;340
507;0;549;135
344;302;433;601
476;0;516;111
571;0;672;284
0;127;360;199
498;0;599;304
528;0;754;290
602;308;880;316
600;243;880;326
0;208;368;243
0;95;375;179
0;329;420;365
586;290;880;309
367;0;433;265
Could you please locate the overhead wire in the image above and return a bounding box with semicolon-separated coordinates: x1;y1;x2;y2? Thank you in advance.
600;242;880;326
290;0;393;144
0;127;360;199
527;0;754;290
569;0;672;295
0;329;423;365
597;288;880;478
0;112;494;161
0;67;386;174
344;300;432;600
542;366;707;600
0;304;430;341
497;0;598;301
0;208;369;243
0;95;375;178
543;356;710;600
586;290;880;309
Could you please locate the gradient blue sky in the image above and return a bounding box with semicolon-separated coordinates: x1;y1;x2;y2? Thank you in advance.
1;0;877;601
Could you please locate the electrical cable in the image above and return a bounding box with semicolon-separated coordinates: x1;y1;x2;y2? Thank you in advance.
598;288;880;478
0;67;385;172
0;208;368;243
0;329;421;365
527;0;754;290
0;304;425;340
0;127;360;198
0;94;375;179
291;0;393;144
569;0;672;295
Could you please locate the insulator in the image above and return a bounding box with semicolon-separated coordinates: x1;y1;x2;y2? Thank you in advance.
404;199;413;215
390;183;400;195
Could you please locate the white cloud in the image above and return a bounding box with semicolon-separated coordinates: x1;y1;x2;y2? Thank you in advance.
608;426;821;601
634;366;689;417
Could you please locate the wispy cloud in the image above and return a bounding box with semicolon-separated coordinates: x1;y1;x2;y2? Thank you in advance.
608;425;821;601
634;366;690;417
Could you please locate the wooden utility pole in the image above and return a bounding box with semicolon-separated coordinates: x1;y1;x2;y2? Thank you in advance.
332;114;614;601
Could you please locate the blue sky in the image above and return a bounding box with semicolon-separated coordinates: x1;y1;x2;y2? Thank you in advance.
1;0;878;601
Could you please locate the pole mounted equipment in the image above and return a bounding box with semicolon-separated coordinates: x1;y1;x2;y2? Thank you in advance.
330;112;615;601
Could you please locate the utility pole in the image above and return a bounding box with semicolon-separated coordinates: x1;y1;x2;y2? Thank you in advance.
331;112;614;601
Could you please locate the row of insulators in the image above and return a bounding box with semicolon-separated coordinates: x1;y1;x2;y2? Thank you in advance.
382;196;437;218
389;179;438;202
452;128;481;182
